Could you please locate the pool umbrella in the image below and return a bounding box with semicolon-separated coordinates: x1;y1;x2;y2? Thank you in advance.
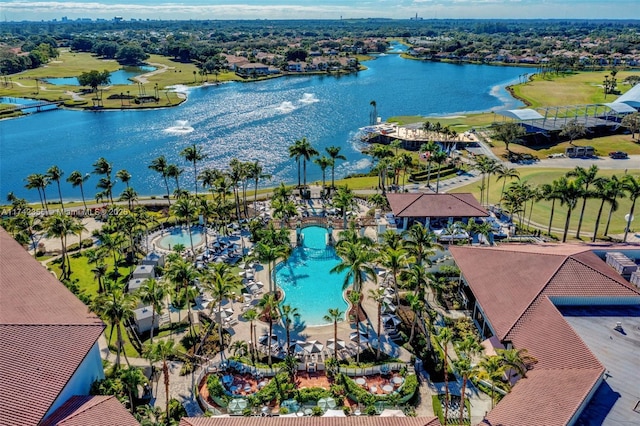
317;397;337;410
350;331;369;344
304;340;324;354
258;334;278;346
382;303;396;313
382;314;402;327
215;307;234;319
293;340;307;354
228;399;248;412
326;338;346;351
247;283;261;293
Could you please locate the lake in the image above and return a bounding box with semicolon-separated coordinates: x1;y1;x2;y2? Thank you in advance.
44;65;157;86
0;51;525;202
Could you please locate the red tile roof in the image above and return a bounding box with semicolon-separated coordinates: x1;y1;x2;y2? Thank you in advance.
0;228;105;426
180;418;440;426
449;244;640;426
40;395;139;426
386;193;488;218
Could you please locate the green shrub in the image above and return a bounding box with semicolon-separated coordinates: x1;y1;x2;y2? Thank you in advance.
366;405;377;416
312;406;323;416
206;375;225;399
296;387;331;403
399;374;418;398
432;395;444;425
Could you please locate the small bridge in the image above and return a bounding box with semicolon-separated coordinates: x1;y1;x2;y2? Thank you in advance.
5;100;62;113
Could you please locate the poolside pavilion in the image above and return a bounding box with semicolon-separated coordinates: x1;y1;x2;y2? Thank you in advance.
449;243;640;426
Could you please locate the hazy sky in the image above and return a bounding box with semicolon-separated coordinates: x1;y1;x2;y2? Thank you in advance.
2;0;639;22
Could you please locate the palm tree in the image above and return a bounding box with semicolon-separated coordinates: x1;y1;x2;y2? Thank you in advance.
567;165;599;239
247;160;271;217
477;355;506;409
199;262;238;357
46;165;65;210
331;240;377;293
405;293;424;346
137;278;168;343
288;139;304;189
93;157;114;204
452;357;477;426
43;212;84;280
379;245;413;305
438;326;453;425
475;156;498;206
143;339;177;416
404;222;441;266
166;164;184;196
420;140;439;186
368;288;386;360
495;164;520;205
149;155;172;205
119;186;138;211
369;144;393;194
314;155;333;197
25;173;49;214
558;177;583;242
66;170;90;210
116;169;132;188
347;290;363;364
170;196;198;256
497;347;537;382
591;177;612;242
92;283;137;369
604;175;626;237
540;180;563;235
297;137;319;191
332;185;357;230
243;308;258;363
622;175;640;243
180;144;207;196
258;293;280;367
325;145;346;193
280;304;299;354
253;241;291;293
432;151;449;193
120;367;147;413
165;258;199;337
323;308;344;360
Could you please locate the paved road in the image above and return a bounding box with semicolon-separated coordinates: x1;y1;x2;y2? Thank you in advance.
519;155;639;170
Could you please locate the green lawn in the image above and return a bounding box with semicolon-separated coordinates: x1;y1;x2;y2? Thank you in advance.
450;168;640;240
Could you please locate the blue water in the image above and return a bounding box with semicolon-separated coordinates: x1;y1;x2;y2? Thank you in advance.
275;226;349;326
0;47;526;202
155;227;204;250
44;66;156;86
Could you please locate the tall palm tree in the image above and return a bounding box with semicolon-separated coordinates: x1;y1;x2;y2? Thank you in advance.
93;157;114;204
25;173;50;214
199;262;238;357
258;293;280;367
591;177;612;242
567;165;599;239
438;327;453;425
432;151;449;193
243;308;258;363
314;155;333;197
116;168;132;188
137;278;168;343
478;355;506;409
119;186;138;211
604;175;626;237
92;283;137;369
170;196;198;256
331;240;377;293
253;241;291;293
347;290;363;364
228;158;245;220
368;288;386;361
143;339;176;416
43;212;84;280
46;165;65;210
497;347;537;382
280;304;299;354
325;145;346;193
404;223;442;266
332;185;357;229
120;367;147;413
379;245;413;305
540;179;562;235
495;164;520;206
66;170;90;210
149;155;172;205
288;139;304;189
558;177;583;242
475;156;498;206
420;140;439;186
622;175;640;243
165;258;199;337
452;357;477;426
180;144;207;196
323;307;344;360
247;160;271;217
297;137;319;190
405;293;424;346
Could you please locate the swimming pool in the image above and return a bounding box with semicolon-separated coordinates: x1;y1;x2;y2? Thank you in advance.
275;226;349;326
156;227;204;251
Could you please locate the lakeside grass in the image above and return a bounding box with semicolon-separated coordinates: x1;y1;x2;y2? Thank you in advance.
449;167;640;238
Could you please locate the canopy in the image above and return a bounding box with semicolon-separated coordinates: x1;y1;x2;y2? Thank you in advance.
228;398;248;412
258;334;278;345
382;314;402;327
322;409;346;417
304;340;324;354
603;102;638;113
317;397;337;410
497;109;544;120
326;338;346;351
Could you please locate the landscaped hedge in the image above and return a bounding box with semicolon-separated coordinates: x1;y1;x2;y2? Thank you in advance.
296;387;332;404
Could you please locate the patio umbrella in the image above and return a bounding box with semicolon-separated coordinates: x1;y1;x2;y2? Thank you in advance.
304;340;324;354
293;340;307;355
381;303;396;313
228;398;248;412
215;307;234;319
382;314;402;327
258;334;278;346
247;283;261;293
350;331;369;344
326;338;346;351
317;397;337;410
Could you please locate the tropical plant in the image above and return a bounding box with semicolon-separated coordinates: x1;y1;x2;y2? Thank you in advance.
120;367;147;413
557;177;583;242
66;170;90;210
332;185;357;229
170;196;198;256
622;175;640;243
438;327;453;425
495;164;520;205
258;293;280;367
497;347;538;382
432;151;449;193
347;290;363;364
149;155;172;205
243;308;258;363
604;175;626;237
490;122;526;153
560;119;587;145
405;293;424;346
116;169;132;187
567;165;599;239
314;155;333;197
46;165;65;210
331;239;377;293
379;245;413;305
25;173;50;214
253;240;291;293
420;140;440;186
180;144;207;196
247;160;271;217
143;339;177;416
323;307;344;360
44;212;85;280
137;278;168;343
165;258;199;337
477;355;505;409
325;145;346;192
93;157;114;204
280;304;299;354
367;288;386;361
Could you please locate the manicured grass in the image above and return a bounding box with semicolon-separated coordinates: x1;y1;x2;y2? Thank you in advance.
449;168;640;239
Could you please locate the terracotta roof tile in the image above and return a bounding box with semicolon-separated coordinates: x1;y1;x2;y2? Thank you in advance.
0;228;105;426
41;395;139;426
180;418;440;426
387;193;488;218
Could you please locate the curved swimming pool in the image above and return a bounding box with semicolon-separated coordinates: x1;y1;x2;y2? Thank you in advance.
155;226;204;251
275;226;349;326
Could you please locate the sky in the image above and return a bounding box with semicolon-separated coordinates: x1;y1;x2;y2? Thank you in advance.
1;0;639;22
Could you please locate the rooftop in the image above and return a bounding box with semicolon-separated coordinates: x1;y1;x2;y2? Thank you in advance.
180;417;441;426
386;193;488;218
40;395;139;426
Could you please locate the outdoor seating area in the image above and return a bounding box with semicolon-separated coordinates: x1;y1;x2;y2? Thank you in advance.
354;373;406;395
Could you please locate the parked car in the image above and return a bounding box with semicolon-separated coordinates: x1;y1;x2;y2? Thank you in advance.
609;151;629;159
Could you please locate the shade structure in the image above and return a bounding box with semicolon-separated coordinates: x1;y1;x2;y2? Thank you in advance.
380;409;406;417
382;313;402;327
292;340;308;354
317;397;337;410
322;409;346;417
214;307;234;319
228;398;248;412
326;338;346;351
381;303;396;313
304;340;324;354
350;331;369;344
258;334;278;346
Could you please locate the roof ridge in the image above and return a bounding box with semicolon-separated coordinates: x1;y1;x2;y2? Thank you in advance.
448;193;487;215
57;396;111;424
567;253;640;296
395;193;421;216
502;257;570;339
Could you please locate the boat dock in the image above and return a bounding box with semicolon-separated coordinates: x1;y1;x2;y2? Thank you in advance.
359;122;479;151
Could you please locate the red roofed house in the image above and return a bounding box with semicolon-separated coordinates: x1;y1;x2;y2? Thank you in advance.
384;193;488;235
449;244;640;426
180;416;441;426
0;228;138;425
